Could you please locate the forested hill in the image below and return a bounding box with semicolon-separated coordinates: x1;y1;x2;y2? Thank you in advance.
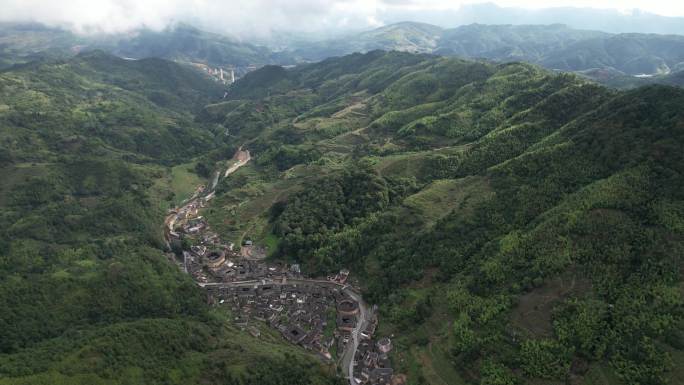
0;50;225;163
201;51;684;385
0;52;340;385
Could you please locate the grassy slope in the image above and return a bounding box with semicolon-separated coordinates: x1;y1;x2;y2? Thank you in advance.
169;162;206;204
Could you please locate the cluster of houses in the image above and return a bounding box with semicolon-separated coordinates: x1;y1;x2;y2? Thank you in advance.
207;281;394;385
207;283;338;359
338;301;394;385
167;186;296;284
353;334;394;385
164;181;396;385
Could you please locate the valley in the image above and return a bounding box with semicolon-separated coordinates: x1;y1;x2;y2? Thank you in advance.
0;15;683;385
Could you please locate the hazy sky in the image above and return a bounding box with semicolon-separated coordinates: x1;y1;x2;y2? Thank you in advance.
1;0;683;36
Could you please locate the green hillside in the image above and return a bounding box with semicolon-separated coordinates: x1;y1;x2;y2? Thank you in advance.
0;52;340;385
0;50;224;163
291;22;443;59
200;51;684;385
436;23;608;62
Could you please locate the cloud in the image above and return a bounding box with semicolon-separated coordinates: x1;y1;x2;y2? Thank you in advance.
0;0;682;37
0;0;386;37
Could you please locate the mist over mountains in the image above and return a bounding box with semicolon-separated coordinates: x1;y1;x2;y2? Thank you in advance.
381;2;684;35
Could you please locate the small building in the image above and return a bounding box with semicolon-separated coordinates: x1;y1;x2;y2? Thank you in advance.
339;268;350;284
370;368;393;385
361;322;376;340
237;287;256;298
191;245;207;256
337;314;356;332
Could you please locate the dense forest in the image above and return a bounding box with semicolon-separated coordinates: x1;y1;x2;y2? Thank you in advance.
201;51;684;385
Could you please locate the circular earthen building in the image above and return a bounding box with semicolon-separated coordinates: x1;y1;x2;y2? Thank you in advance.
337;299;359;316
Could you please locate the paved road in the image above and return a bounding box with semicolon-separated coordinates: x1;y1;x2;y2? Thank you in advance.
343;288;370;385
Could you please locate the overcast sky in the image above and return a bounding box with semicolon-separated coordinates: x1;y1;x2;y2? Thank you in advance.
1;0;683;36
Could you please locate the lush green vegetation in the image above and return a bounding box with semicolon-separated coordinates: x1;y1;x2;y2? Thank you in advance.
0;52;340;385
2;44;683;385
204;51;684;385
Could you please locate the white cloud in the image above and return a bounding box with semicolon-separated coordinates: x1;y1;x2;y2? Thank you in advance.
0;0;682;36
383;0;684;16
0;0;381;36
485;1;684;16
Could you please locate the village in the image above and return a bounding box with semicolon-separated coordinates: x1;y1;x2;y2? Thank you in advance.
163;150;396;385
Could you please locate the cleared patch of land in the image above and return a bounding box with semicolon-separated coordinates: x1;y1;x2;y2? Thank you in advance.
403;176;493;225
510;272;592;338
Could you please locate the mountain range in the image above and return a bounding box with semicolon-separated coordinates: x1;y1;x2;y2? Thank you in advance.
4;21;684;89
290;22;684;86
